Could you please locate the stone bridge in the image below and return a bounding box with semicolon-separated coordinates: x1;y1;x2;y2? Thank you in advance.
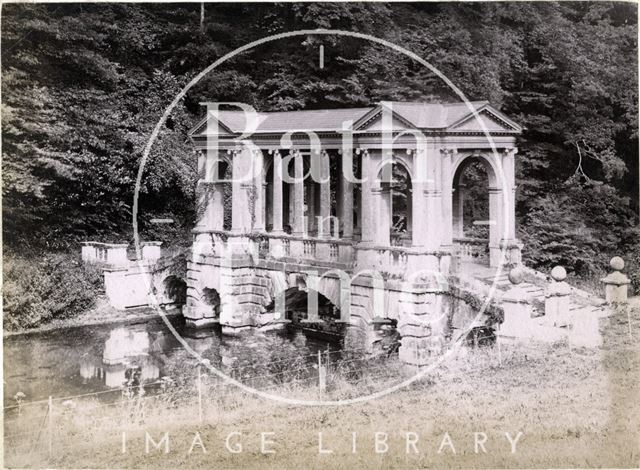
83;101;627;366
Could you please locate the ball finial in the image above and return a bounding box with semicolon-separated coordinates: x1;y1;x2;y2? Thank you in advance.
550;266;567;282
508;267;524;285
610;256;624;271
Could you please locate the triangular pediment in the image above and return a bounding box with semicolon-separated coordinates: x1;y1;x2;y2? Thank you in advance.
353;103;418;132
188;113;234;137
449;105;522;133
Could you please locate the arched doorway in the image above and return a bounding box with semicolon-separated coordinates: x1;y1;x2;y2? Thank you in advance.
451;157;497;266
376;160;413;247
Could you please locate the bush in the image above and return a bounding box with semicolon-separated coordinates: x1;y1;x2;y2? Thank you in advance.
2;251;103;331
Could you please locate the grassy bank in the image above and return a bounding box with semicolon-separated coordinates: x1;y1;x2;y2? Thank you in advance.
4;303;639;469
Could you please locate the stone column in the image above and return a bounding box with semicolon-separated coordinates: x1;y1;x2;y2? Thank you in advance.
427;146;443;250
230;148;253;233
292;150;305;236
319;150;331;238
412;145;442;250
440;148;455;246
545;266;571;327
360;149;375;243
411;181;426;247
339;153;354;239
452;183;465;238
196;150;225;230
209;184;224;230
498;148;522;266
340;178;353;240
271;150;283;233
374;187;391;246
602;256;631;303
306;181;316;235
501;148;517;240
488;187;503;267
253;149;265;231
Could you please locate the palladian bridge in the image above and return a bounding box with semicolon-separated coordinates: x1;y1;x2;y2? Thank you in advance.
182;101;526;365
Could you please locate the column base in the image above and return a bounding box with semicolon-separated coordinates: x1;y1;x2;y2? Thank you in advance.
221;324;254;336
185;317;219;329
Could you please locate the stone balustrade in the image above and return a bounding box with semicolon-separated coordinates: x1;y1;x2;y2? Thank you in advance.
81;242;129;266
82;241;164;267
453;237;490;264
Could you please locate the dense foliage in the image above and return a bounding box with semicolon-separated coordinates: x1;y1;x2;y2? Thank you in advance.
3;252;103;330
2;3;638;287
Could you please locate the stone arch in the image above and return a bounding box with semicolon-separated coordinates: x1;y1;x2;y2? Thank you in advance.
262;271;344;320
162;275;187;305
450;153;504;266
269;280;345;342
374;158;413;246
450;153;499;190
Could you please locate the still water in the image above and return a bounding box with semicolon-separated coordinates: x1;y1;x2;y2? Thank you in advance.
3;313;338;405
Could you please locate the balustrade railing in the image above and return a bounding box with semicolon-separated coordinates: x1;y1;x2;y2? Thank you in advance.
281;238;291;256
303;240;316;257
329;243;339;260
454;237;489;264
390;232;412;247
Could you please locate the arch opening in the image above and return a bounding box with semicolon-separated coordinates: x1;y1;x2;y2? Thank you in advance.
201;287;221;318
162;275;187;306
452;157;495;265
268;286;345;344
377;160;413;247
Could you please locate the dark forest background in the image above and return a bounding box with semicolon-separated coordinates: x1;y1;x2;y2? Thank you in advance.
2;2;638;328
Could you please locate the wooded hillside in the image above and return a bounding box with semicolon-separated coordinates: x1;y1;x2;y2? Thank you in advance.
2;2;638;283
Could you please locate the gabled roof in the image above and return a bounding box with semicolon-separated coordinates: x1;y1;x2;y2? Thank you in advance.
189;101;522;136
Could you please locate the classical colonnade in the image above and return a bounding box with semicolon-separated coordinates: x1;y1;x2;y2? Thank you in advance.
194;144;520;266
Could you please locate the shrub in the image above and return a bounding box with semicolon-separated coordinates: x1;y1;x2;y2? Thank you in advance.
2;251;103;331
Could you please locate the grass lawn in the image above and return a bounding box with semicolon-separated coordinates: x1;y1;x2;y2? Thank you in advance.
5;303;639;469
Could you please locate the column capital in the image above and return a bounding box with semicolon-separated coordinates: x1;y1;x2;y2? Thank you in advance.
502;147;518;158
439;147;458;157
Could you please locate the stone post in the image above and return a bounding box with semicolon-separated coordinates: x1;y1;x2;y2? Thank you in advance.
601;256;631;303
360;149;375;243
271;150;284;233
545;266;572;327
440;148;455;247
497;268;533;342
452;183;465;238
422;146;443;250
292;150;305;236
374;187;391;246
306;181;316;235
141;242;162;262
209;184;225;230
253;149;265;231
340;155;354;239
231;149;253;234
488;187;504;267
318;150;331;238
